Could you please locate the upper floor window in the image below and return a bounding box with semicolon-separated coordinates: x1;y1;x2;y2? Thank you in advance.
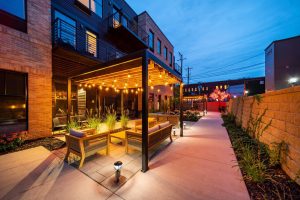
86;30;97;57
157;39;161;54
0;0;27;32
113;7;120;27
0;0;26;19
164;47;168;60
149;30;154;51
78;0;102;17
169;52;172;65
54;10;76;48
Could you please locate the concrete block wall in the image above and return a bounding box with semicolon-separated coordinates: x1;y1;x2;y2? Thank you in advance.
227;86;300;184
0;0;52;139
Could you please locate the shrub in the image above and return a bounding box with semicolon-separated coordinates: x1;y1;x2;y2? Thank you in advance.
105;106;117;131
0;133;24;152
66;120;80;132
86;117;101;130
120;114;129;128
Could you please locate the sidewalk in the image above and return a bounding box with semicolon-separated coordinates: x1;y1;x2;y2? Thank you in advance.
0;112;250;200
116;112;250;200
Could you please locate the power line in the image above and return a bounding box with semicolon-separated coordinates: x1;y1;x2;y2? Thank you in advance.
191;53;263;76
189;63;264;81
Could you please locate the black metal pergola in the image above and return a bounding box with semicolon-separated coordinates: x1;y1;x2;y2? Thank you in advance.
68;49;183;172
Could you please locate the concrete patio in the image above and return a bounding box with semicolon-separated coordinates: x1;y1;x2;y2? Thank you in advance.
0;112;249;200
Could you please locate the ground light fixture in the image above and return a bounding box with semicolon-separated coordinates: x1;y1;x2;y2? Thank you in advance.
114;161;123;183
183;122;187;129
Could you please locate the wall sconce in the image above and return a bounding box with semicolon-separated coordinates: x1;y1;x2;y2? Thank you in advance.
114;161;123;183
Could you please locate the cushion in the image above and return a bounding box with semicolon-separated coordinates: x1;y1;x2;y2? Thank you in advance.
159;121;170;129
148;125;159;134
70;129;86;138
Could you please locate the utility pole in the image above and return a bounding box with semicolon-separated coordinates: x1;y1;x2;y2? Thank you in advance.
178;52;186;75
186;67;192;85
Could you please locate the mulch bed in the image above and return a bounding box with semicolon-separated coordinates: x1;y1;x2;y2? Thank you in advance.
222;115;300;199
0;137;66;155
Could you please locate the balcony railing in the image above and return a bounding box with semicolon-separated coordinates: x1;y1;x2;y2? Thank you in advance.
174;63;182;75
52;18;126;62
108;12;149;45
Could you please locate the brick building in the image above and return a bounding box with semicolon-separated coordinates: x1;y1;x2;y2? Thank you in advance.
0;0;181;138
0;0;52;138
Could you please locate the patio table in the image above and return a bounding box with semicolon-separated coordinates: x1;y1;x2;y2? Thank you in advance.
110;131;126;145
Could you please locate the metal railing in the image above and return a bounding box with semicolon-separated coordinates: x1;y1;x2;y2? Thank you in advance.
52;18;126;62
108;12;149;45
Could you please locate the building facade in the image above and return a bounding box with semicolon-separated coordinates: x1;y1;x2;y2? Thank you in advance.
265;35;300;91
0;0;52;138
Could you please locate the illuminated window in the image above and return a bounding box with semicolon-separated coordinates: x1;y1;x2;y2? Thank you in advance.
113;7;120;27
195;88;198;91
78;0;103;17
0;70;27;134
86;30;97;57
216;86;219;89
206;87;208;90
0;0;26;19
191;88;194;92
220;85;223;89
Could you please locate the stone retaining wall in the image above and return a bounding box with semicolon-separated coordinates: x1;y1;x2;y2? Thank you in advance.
227;86;300;184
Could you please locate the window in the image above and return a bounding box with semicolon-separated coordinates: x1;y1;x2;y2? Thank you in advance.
78;0;103;17
121;16;128;27
54;10;76;48
86;30;97;57
157;39;161;54
0;0;26;19
0;70;27;134
164;47;168;60
169;52;172;65
0;0;27;32
113;7;120;27
91;0;103;18
149;30;154;50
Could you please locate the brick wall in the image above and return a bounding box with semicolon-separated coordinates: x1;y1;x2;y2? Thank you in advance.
138;12;174;69
0;0;52;139
227;86;300;184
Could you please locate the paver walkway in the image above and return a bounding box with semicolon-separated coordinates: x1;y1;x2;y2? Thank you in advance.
116;112;250;200
0;112;249;200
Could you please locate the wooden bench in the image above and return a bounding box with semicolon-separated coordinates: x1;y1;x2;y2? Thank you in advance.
133;117;157;132
65;129;109;168
125;122;173;153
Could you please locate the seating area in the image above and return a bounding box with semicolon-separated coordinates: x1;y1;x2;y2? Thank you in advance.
64;119;174;168
125;121;173;153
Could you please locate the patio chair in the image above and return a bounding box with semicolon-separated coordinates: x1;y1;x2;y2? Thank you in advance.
53;117;67;133
65;129;109;168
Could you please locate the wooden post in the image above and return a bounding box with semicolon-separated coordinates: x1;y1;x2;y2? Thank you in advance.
67;78;72;123
180;82;183;137
141;50;149;172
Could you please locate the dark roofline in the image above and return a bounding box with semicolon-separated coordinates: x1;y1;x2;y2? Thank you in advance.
265;35;300;51
138;11;174;48
120;0;138;16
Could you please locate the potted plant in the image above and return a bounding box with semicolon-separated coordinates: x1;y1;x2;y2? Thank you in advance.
105;106;117;132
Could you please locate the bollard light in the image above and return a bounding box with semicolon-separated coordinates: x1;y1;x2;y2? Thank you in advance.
114;161;123;183
183;122;187;129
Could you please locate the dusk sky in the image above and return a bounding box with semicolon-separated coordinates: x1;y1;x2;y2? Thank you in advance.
126;0;300;83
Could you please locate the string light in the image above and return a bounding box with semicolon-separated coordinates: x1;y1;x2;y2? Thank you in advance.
92;83;95;87
105;87;109;91
157;89;160;93
135;83;138;87
79;84;82;87
99;86;102;90
88;85;91;88
131;89;134;93
128;74;131;78
114;79;117;83
151;86;154;90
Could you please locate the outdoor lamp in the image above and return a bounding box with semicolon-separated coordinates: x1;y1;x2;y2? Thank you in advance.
288;77;298;86
183;122;187;129
114;161;123;183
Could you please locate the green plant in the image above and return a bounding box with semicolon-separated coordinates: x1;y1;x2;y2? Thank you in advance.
267;141;288;167
105;106;117;131
0;137;24;152
120;113;129;128
86;117;101;130
66;120;80;132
